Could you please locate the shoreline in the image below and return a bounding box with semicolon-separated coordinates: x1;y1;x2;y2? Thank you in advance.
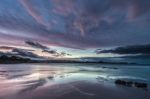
5;81;150;99
0;63;150;99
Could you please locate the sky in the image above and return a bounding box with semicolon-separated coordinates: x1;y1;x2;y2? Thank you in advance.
0;0;150;59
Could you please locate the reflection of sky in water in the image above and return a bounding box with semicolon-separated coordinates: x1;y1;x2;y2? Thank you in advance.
0;64;106;97
0;63;150;98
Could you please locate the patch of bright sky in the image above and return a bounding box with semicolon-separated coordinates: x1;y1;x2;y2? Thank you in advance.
50;46;116;58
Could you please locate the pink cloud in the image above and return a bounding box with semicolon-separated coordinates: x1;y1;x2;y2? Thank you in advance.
19;0;51;29
52;0;76;16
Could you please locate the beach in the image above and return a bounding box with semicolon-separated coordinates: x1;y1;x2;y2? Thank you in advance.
2;81;150;99
0;63;150;99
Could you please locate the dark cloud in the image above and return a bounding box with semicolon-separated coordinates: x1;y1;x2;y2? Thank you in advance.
25;40;57;55
0;0;150;50
96;44;150;55
0;45;38;58
0;51;15;56
0;46;15;50
43;49;71;57
42;49;57;54
26;41;71;57
0;46;35;52
0;47;40;59
25;41;49;50
59;52;72;57
0;43;71;59
12;48;39;58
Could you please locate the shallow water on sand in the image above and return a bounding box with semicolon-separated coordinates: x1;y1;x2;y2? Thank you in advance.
0;63;150;99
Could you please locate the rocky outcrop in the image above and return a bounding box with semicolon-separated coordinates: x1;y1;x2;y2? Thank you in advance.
115;79;148;90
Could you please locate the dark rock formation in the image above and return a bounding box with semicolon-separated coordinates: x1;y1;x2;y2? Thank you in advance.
134;82;147;88
115;79;148;90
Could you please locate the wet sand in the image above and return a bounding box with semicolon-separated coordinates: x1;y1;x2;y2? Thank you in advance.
0;63;150;99
2;81;150;99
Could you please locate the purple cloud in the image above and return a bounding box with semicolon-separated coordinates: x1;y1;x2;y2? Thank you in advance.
25;40;71;57
19;0;51;29
0;0;149;50
25;40;49;50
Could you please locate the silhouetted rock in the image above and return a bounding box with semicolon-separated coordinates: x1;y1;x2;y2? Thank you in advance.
126;81;133;87
115;79;148;90
115;79;127;85
134;82;147;88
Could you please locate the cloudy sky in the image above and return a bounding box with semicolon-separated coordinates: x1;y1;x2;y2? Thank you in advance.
0;0;150;58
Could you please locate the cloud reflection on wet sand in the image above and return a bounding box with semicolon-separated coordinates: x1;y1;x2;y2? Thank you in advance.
0;64;150;99
0;64;83;98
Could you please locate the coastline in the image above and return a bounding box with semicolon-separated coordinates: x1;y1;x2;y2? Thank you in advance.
5;81;150;99
0;63;150;99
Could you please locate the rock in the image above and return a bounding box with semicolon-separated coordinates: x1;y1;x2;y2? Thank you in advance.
126;81;133;87
134;82;147;88
115;79;148;90
115;79;127;85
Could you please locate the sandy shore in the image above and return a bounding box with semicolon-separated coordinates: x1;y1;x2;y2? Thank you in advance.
3;81;150;99
1;63;150;99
